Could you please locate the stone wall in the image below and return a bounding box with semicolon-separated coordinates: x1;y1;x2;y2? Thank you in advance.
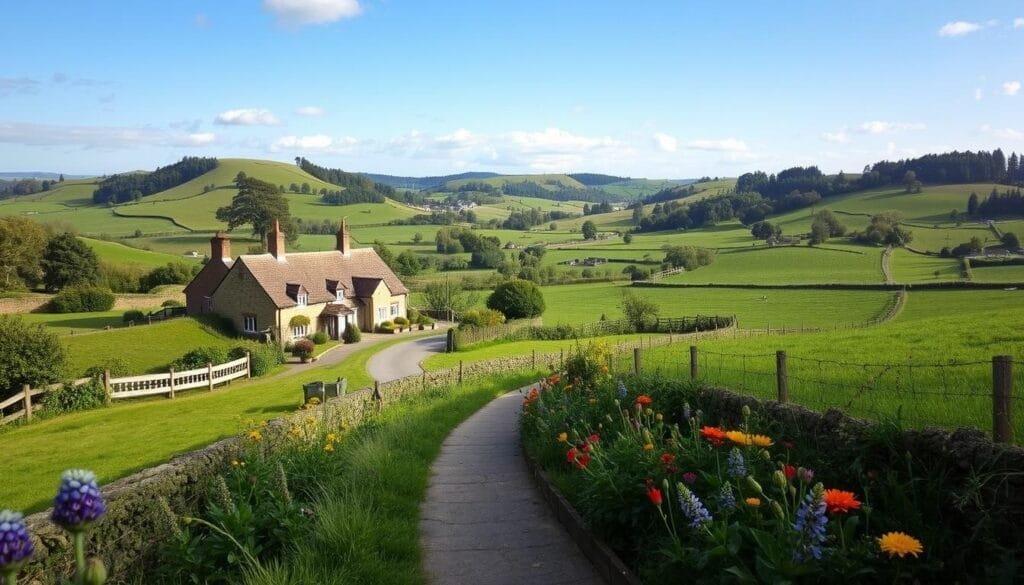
0;292;185;315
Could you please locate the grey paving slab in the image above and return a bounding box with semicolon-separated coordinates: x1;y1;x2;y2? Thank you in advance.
420;389;604;585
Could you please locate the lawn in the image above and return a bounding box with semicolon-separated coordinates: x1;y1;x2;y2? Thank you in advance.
898;288;1024;320
21;310;143;336
422;333;665;370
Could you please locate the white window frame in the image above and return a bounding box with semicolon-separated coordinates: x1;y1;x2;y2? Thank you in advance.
297;292;308;307
291;324;308;338
336;291;344;302
390;303;399;317
378;307;387;321
243;315;257;333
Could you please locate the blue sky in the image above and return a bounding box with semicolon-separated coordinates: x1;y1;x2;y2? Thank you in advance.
2;0;1022;177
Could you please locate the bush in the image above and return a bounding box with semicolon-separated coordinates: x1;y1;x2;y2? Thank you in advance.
417;315;434;326
122;309;145;323
83;358;131;379
407;308;421;323
172;346;229;371
486;279;545;319
0;315;65;403
394;316;409;326
459;308;506;328
292;339;315;360
228;343;284;377
342;325;362;344
310;330;329;345
41;379;107;415
289;315;311;328
377;322;396;334
161;299;183;307
48;287;115;313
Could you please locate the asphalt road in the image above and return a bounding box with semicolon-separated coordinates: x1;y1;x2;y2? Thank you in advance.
366;333;448;383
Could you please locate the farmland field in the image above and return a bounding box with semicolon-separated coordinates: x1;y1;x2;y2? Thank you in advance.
889;248;963;283
660;244;883;285
83;237;198;268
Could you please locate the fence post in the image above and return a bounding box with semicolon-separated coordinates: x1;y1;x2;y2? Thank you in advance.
446;328;456;353
633;347;641;375
993;355;1014;444
245;352;251;379
168;367;176;399
21;384;31;422
373;380;382;413
690;346;699;380
459;360;464;385
207;363;214;391
422;371;426;391
776;351;789;403
103;369;112;405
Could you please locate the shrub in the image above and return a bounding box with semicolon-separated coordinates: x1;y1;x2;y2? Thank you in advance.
41;378;107;415
407;308;421;323
172;346;229;371
418;315;434;326
161;299;183;307
229;343;284;377
292;339;315;360
310;330;329;345
342;325;361;344
0;315;65;403
394;316;409;326
283;340;294;352
288;315;311;328
122;309;145;323
486;279;545;319
48;287;115;313
83;358;131;379
459;308;506;328
377;322;396;334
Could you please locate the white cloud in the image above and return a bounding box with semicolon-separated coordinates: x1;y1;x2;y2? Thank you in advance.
186;132;217;146
1015;17;1024;28
504;127;619;154
1002;81;1021;96
859;121;927;134
0;122;217;149
263;0;361;27
981;124;1024;140
820;130;849;143
686;138;749;152
938;20;984;37
295;105;324;117
272;134;357;152
214;108;281;126
975;88;984;101
652;132;678;152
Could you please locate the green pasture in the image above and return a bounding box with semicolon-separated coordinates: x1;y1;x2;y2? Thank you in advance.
889;248;963;283
82;237;197;268
445;173;585;191
20;310;138;336
0;179;99;212
898;288;1023;320
660;244;883;285
966;263;1024;283
145;158;336;202
422;333;663;371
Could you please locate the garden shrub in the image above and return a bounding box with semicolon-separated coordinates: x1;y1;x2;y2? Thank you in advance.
342;325;361;344
417;315;434;326
394;316;409;327
459;308;505;328
292;339;315;360
288;315;311;328
161;299;183;307
486;279;545;319
47;287;115;313
83;358;131;379
228;343;284;377
407;308;421;323
171;346;229;371
41;379;107;415
377;321;396;334
310;330;329;345
0;315;65;403
122;309;145;323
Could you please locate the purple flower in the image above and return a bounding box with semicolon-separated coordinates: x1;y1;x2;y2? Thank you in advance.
793;483;828;561
51;470;106;532
0;510;34;572
798;467;815;484
677;484;712;529
727;448;746;478
718;483;736;511
682;472;698;485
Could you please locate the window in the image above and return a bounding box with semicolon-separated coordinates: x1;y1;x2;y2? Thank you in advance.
336;291;344;301
378;307;387;321
243;315;257;333
297;292;308;307
291;324;308;338
390;303;399;316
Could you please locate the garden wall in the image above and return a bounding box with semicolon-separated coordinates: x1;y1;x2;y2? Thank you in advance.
0;291;184;315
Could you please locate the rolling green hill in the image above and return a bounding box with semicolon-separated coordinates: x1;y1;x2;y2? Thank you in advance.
445;173;587;191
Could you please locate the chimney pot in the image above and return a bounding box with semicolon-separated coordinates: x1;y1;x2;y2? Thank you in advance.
269;220;286;260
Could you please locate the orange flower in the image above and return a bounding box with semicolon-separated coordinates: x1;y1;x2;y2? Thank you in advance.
635;395;653;406
878;532;923;558
660;453;676;465
745;497;761;508
725;430;774;447
823;489;862;514
699;426;727;446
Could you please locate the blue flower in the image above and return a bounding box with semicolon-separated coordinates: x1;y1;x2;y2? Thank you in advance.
793;483;828;561
616;380;628;399
677;484;712;529
0;510;34;573
682;402;692;421
726;447;746;478
718;483;736;511
51;469;106;532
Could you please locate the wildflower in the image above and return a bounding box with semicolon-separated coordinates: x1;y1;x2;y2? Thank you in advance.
742;405;752;418
617;380;628;399
566;448;579;464
798;467;815;484
823;489;862;515
644;408;654;416
655;413;663;422
660;453;676;465
725;430;773;447
231;459;239;467
574;454;590;470
275;462;293;508
745;497;762;508
718;483;736;510
783;464;797;481
726;448;746;478
677;484;712;528
878;532;924;558
588;433;601;444
793;483;828;561
248;430;263;442
699;426;727;447
635;395;653;406
51;469;106;532
682;472;697;485
557;432;568;443
783;441;795;450
0;510;34;573
646;481;663;506
643;443;655;452
324;443;335;452
213;475;234;512
326;433;337;442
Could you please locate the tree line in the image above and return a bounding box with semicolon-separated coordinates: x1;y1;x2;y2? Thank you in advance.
0;175;64;199
968;187;1024;217
92;157;218;204
294;157;396;204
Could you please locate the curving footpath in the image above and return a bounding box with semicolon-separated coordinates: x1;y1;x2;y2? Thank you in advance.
420;387;603;585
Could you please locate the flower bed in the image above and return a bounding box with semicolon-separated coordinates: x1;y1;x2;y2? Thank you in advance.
521;348;1023;583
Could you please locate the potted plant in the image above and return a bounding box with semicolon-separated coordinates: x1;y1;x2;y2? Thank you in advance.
292;339;315;363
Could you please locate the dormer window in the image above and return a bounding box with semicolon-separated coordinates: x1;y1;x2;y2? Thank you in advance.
297;292;308;307
336;290;344;302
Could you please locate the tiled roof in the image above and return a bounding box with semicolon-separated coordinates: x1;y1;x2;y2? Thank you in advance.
233;248;407;309
351;276;384;298
320;304;354;316
183;258;233;298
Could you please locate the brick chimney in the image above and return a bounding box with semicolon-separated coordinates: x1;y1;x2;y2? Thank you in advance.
268;220;286;261
336;217;350;256
210;231;231;263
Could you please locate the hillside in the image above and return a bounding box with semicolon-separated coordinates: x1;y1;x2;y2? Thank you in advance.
445;173;588;191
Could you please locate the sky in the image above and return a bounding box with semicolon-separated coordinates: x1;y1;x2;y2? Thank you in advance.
1;0;1023;178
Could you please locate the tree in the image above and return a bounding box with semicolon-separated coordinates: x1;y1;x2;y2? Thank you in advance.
750;221;780;240
809;221;830;246
486;280;545;319
581;220;597;240
373;239;395;269
0;316;65;401
623;233;634;244
394;250;425;277
967;192;980;215
58;173;65;182
854;211;913;247
902;171;917;193
0;217;48;289
663;245;716;270
41;233;100;291
631;205;644;226
412;232;423;244
1002;232;1020;251
422;279;479;317
215;177;297;244
620;291;659;332
809;209;846;244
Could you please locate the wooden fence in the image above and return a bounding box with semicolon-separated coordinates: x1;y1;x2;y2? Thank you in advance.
0;354;250;425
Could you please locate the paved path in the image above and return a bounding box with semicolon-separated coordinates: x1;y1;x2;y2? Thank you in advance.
367;333;448;382
421;388;603;585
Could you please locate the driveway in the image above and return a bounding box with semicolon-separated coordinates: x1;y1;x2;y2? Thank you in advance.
367;333;448;383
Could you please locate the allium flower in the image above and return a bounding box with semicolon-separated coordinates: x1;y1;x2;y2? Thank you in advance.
51;470;106;532
616;380;628;399
677;484;712;529
682;472;698;485
726;448;746;478
823;489;862;515
0;510;34;572
718;483;736;510
793;483;828;561
878;531;924;558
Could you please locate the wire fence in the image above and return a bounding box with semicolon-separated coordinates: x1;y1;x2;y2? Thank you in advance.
611;342;1022;443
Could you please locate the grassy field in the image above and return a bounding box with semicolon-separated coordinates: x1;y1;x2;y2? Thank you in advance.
970;262;1024;283
889;248;963;283
422;333;663;370
661;244;883;285
445;173;586;191
82;237;198;268
21;310;141;336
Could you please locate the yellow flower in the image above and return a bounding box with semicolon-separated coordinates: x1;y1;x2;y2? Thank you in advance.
557;432;568;443
326;433;337;442
248;430;263;442
231;459;239;467
643;443;655;452
750;434;774;447
324;443;335;452
644;408;653;416
655;413;663;422
725;431;774;447
745;497;762;508
878;532;923;558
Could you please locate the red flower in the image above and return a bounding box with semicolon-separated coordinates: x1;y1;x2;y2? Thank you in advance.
783;465;797;481
588;433;601;444
575;454;590;469
566;447;578;463
660;453;676;465
823;489;862;514
635;395;653;406
647;485;663;506
782;441;795;450
699;426;727;447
